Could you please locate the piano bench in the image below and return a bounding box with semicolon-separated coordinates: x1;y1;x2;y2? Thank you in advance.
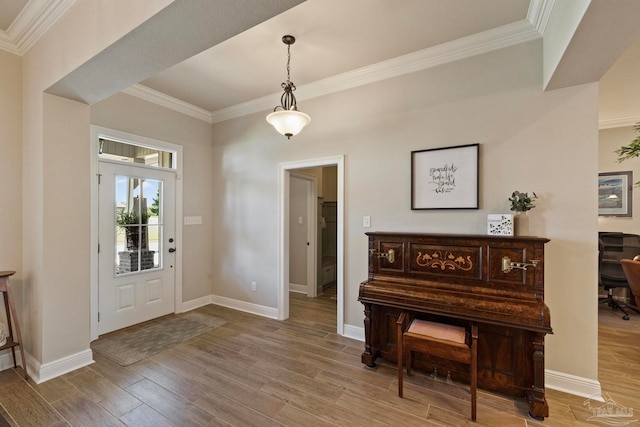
397;313;478;421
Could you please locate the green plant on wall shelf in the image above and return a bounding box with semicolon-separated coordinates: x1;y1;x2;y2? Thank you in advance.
509;191;537;212
615;122;640;186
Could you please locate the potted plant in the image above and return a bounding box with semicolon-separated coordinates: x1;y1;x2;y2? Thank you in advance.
509;191;537;235
509;191;538;212
615;122;640;186
117;210;149;250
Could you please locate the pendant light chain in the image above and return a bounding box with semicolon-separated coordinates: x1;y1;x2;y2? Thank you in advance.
279;41;297;112
286;42;291;84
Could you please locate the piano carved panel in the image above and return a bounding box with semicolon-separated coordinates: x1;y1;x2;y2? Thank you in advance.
409;243;481;280
359;232;551;420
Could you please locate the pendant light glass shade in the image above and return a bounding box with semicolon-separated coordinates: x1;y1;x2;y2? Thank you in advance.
267;35;310;139
266;109;311;139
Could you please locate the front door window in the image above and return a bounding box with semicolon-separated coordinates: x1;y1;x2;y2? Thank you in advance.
114;175;163;274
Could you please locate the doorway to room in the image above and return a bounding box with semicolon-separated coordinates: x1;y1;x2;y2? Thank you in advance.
278;156;344;334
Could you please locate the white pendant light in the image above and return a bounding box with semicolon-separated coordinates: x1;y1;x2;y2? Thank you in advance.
266;35;310;139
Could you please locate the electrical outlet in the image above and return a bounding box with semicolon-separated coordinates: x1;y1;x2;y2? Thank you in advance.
251;281;257;292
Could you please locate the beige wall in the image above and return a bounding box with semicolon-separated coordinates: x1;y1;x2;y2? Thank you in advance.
322;167;338;202
91;92;216;302
20;0;173;368
598;126;640;232
0;50;22;339
211;40;599;382
42;94;91;362
3;0;601;390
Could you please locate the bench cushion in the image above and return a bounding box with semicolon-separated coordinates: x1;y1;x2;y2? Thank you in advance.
408;319;466;344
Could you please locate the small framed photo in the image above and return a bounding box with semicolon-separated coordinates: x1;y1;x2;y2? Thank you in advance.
411;143;479;210
487;214;514;236
598;171;633;217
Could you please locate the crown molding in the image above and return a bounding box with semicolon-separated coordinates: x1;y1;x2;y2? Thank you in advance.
527;0;555;35
123;84;214;123
210;19;541;123
0;0;76;55
599;116;640;130
0;30;19;54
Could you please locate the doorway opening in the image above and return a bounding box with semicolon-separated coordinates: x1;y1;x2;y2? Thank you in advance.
90;126;184;341
278;156;344;335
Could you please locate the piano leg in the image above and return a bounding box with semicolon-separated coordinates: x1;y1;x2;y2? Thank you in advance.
361;302;378;367
527;332;549;420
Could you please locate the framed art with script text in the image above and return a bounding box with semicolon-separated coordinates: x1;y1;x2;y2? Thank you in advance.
411;143;479;210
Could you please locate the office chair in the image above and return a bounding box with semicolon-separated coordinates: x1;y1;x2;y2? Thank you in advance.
599;232;640;320
619;259;640;312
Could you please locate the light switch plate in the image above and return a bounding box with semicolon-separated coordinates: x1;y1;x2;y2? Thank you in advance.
363;215;371;228
184;216;202;225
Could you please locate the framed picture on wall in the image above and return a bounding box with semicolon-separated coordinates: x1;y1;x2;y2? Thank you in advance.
598;171;633;217
411;143;479;210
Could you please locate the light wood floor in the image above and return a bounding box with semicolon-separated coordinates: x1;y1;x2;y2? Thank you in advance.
0;290;638;426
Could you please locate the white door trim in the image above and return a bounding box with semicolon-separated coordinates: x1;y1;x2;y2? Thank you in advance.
290;171;318;298
90;125;183;341
278;155;345;335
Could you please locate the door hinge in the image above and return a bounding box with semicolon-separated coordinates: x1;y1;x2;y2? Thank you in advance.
97;312;100;322
97;173;102;184
98;243;100;253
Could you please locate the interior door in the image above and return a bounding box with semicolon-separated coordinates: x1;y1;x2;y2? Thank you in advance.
98;161;176;335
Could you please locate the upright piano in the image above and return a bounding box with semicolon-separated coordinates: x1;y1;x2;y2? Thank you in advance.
359;232;552;419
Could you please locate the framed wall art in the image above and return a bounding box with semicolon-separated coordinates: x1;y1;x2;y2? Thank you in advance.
598;171;633;217
411;143;479;210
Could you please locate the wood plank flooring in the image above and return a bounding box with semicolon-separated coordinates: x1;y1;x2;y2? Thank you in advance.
0;289;638;426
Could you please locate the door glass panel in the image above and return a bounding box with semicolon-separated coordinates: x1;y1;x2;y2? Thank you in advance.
115;175;163;275
99;138;174;169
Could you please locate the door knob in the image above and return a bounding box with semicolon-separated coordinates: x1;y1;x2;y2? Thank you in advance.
168;248;176;253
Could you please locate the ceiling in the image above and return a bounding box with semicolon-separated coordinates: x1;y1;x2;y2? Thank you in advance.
1;0;638;126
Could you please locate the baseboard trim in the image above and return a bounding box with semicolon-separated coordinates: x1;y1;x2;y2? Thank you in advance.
545;369;603;400
180;294;213;312
31;349;94;384
0;347;24;371
209;294;279;319
343;324;364;342
289;283;307;294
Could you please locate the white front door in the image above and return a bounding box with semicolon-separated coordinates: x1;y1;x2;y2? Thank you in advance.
98;161;176;335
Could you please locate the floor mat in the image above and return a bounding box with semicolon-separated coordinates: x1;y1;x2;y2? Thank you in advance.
91;311;226;366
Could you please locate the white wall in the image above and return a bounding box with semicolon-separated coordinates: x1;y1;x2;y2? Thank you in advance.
599;126;640;232
211;40;599;385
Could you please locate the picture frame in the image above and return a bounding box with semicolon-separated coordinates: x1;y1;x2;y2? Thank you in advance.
598;171;633;217
411;143;479;210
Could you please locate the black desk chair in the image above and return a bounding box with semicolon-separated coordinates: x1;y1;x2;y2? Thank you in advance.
599;232;640;320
